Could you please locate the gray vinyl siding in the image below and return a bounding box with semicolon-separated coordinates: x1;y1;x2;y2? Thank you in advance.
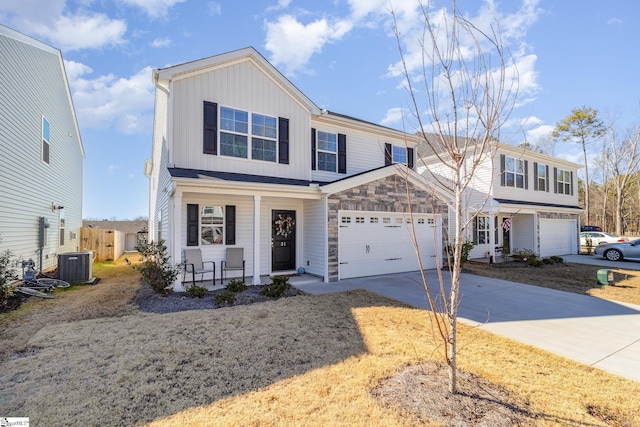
302;198;326;277
0;27;83;271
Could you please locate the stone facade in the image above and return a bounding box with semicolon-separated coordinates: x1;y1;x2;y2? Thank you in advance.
326;175;447;281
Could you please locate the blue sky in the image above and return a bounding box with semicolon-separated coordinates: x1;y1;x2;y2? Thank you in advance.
1;0;638;220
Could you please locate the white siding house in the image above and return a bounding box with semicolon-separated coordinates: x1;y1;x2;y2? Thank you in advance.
147;47;446;289
418;143;583;259
0;25;84;271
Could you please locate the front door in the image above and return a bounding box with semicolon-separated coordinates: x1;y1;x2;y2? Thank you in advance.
272;210;296;271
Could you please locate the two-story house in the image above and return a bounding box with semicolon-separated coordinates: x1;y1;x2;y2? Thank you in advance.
418;142;583;260
146;47;446;288
0;24;84;272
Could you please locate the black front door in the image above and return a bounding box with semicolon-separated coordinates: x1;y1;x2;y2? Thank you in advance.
272;210;296;271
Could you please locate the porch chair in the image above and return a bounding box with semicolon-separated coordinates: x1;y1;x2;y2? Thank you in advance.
221;247;245;284
183;248;215;287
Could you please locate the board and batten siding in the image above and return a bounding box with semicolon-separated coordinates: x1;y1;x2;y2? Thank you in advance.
302;198;326;277
180;195;255;279
169;60;311;180
0;27;83;271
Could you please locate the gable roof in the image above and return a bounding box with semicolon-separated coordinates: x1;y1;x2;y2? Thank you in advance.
0;24;85;158
153;47;321;115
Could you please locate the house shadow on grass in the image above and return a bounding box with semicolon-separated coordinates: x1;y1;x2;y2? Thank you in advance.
0;290;407;427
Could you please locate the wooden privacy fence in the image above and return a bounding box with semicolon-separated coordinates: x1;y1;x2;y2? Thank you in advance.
80;227;125;261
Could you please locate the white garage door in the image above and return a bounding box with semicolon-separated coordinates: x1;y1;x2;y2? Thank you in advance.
339;211;441;280
539;219;577;257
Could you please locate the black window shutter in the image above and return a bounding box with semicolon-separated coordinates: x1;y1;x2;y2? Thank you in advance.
407;147;414;169
203;101;218;155
225;205;236;245
533;162;538;191
338;133;347;174
278;117;289;164
545;165;550;192
500;154;505;186
524;160;529;190
385;143;392;166
311;128;316;170
553;167;558;194
187;204;199;246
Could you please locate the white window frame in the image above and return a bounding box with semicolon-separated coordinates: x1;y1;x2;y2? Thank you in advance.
557;168;571;194
219;106;278;162
317;131;337;172
42;115;50;165
536;163;547;191
505;156;525;188
392;145;407;164
475;215;490;245
201;205;224;245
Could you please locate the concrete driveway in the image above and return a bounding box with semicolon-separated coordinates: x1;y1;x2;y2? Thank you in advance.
297;265;640;383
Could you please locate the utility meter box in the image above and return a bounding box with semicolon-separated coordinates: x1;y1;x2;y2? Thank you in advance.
597;269;613;286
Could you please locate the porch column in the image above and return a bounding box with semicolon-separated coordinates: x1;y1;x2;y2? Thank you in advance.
488;212;495;259
253;195;261;285
172;190;183;290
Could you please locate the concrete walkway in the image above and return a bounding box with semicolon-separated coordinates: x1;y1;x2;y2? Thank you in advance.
297;264;640;382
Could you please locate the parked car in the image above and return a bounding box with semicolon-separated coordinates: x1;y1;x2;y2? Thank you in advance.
580;232;628;248
593;239;640;261
581;225;603;232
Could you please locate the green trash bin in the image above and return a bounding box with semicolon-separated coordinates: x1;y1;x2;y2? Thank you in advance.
597;269;613;285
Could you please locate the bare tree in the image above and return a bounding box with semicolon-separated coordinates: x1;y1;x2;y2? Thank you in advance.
605;123;640;235
392;1;517;394
552;106;606;224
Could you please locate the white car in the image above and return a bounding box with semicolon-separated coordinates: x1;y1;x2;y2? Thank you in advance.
580;232;628;248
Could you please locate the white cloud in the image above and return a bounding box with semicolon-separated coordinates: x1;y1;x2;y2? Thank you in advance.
607;17;623;26
380;107;411;126
119;0;186;19
40;13;127;51
264;14;353;75
63;60;93;81
207;1;222;16
150;37;173;48
68;66;155;135
107;164;122;174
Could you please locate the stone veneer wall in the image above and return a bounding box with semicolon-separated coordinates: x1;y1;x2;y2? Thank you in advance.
327;175;447;281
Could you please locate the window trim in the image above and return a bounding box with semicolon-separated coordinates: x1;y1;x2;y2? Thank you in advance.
216;104;279;163
555;167;573;195
474;215;490;245
534;162;549;192
316;130;338;172
200;205;225;245
42;115;50;165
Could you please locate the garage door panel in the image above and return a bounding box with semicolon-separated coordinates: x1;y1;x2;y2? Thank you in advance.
339;211;439;279
539;219;576;257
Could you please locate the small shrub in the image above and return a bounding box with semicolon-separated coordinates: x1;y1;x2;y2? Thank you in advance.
126;240;181;296
0;247;18;307
214;290;236;305
542;258;554;265
446;241;474;266
186;284;207;298
262;275;289;298
225;279;247;293
550;255;564;264
511;248;538;262
527;258;544;267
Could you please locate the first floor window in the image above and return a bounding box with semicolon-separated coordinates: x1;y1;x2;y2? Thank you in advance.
201;206;224;245
317;131;337;172
474;215;490;245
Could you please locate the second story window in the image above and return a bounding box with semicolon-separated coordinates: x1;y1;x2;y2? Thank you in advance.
392;146;407;164
504;156;525;188
534;162;548;192
42;116;50;164
218;106;279;162
556;168;572;195
317;131;337;172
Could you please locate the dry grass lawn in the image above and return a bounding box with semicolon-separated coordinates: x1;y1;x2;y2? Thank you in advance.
1;255;639;426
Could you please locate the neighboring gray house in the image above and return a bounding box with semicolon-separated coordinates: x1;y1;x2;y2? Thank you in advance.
146;47;445;288
0;24;84;271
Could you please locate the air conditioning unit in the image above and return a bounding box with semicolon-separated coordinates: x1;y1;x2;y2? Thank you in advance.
57;251;93;283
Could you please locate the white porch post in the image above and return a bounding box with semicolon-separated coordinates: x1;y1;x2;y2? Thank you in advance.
253;195;261;285
172;189;183;290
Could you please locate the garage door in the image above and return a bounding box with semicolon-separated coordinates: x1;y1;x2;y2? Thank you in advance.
339;211;441;280
539;219;577;257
